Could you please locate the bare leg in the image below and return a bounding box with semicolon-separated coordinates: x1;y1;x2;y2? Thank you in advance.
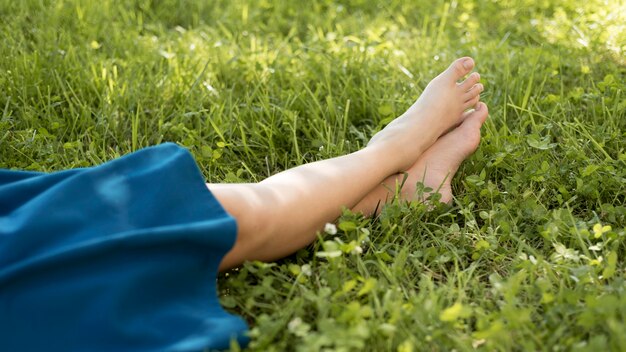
211;148;407;270
352;102;489;216
213;58;483;270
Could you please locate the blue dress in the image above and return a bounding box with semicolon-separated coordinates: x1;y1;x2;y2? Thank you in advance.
0;143;249;351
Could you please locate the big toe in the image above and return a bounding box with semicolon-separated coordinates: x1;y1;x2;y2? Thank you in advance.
442;57;475;82
455;102;489;153
464;102;489;128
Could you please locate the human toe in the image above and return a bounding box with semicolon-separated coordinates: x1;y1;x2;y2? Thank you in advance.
457;103;488;152
442;57;475;82
466;102;489;126
463;95;480;110
458;72;480;91
462;103;488;136
463;83;484;100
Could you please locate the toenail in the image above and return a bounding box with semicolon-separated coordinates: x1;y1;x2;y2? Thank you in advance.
463;59;472;69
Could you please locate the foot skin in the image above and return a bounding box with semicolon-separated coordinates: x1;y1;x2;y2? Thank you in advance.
399;102;489;204
367;57;483;171
351;102;488;216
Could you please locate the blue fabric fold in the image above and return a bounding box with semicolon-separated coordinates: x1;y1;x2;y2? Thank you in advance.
0;143;248;351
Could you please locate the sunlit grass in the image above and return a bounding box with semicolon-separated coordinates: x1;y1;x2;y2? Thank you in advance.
1;0;625;351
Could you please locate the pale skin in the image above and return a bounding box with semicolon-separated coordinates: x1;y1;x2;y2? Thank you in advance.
211;57;488;271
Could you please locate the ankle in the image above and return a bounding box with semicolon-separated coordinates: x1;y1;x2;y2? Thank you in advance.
359;143;405;173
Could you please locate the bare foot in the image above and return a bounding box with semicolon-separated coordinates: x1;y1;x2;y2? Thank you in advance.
351;102;488;216
367;57;483;170
399;102;489;203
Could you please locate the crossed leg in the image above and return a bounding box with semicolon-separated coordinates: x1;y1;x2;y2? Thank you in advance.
211;58;485;270
352;102;489;216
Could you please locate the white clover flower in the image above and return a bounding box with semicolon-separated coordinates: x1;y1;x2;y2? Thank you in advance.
288;317;302;332
324;223;337;235
301;264;312;277
287;317;311;337
589;243;603;251
352;246;363;255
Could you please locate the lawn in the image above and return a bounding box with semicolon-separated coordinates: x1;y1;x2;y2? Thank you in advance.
1;0;625;350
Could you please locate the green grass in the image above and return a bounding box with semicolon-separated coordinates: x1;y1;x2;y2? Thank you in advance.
2;0;626;350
